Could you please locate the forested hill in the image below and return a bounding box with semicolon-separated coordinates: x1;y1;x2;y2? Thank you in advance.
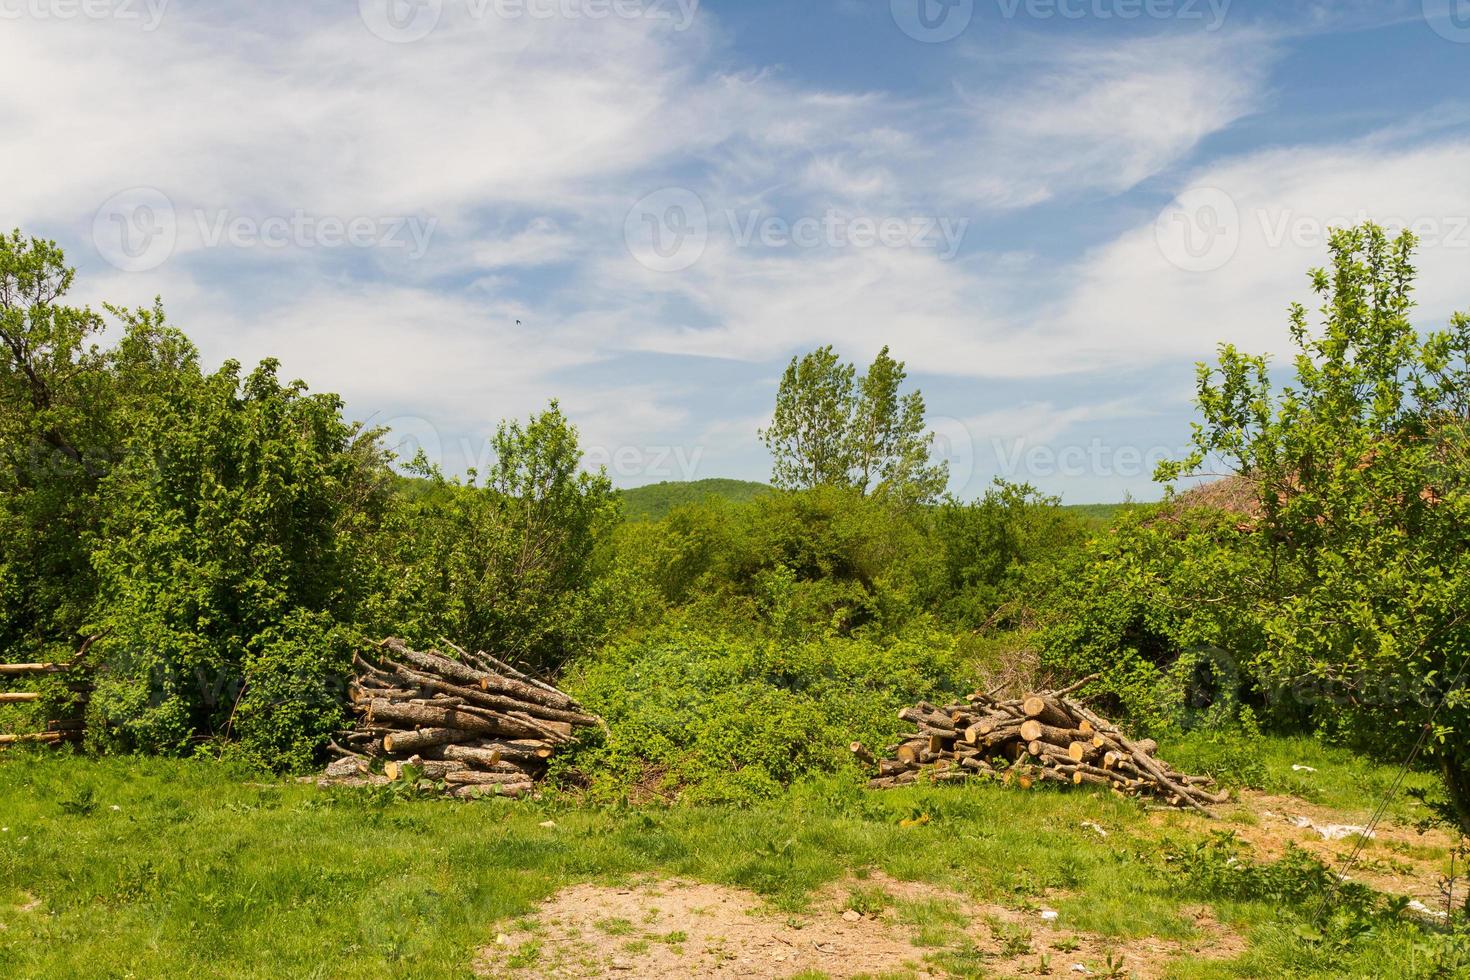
618;479;772;521
618;478;1132;526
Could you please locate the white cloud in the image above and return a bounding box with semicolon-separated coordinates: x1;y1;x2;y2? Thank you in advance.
941;32;1277;208
1056;139;1470;370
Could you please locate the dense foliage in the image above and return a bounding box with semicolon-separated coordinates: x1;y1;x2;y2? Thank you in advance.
364;404;618;673
1052;225;1470;832
0;234;615;768
2;225;1467;846
566;623;966;804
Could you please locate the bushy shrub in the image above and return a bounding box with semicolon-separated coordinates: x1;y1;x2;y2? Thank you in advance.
604;485;961;643
86;354;384;762
1041;505;1266;731
563;622;969;804
931;481;1087;631
363;403;617;672
228;610;353;772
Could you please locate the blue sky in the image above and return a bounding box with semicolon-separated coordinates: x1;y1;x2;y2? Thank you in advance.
5;0;1469;502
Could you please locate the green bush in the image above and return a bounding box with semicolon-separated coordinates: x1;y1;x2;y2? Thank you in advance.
228;610;353;772
362;403;618;673
564;622;969;804
84;354;381;762
1041;505;1266;731
931;481;1087;630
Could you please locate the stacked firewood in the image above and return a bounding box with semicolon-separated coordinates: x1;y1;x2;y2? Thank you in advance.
857;676;1228;815
0;634;99;749
330;638;600;800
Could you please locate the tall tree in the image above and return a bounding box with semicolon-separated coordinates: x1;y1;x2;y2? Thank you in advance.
761;346;855;490
0;232;109;657
1160;224;1470;831
761;345;946;502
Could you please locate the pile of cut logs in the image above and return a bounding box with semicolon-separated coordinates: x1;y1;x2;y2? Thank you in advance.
856;677;1227;814
330;638;600;800
0;635;98;749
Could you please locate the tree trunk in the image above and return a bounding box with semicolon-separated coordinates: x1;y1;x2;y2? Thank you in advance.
385;758;470;780
450;781;534;800
1022;695;1074;728
1017;719;1085;744
432;741;552;767
378;658;598;727
382;728;476;755
443;769;536;786
365;699;554;741
0;732;62;744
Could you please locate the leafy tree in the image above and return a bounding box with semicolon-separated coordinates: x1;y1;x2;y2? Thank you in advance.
761;345;947;502
1158;224;1470;830
0;233;110;658
368;402;617;672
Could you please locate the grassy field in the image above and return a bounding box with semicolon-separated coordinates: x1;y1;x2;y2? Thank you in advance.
0;737;1461;978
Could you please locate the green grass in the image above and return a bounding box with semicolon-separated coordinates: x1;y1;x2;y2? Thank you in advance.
0;747;1462;978
1161;732;1443;822
617;478;770;521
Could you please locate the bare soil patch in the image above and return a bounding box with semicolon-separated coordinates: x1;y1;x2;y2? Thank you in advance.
476;872;1241;979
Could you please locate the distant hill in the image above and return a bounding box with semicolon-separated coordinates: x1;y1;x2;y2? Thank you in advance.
619;481;1139;525
618;479;771;521
1059;502;1139;529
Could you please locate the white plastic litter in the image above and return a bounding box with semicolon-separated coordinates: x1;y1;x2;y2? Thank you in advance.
1284;815;1374;841
1041;909;1059;922
1406;899;1449;920
1291;765;1318;773
1318;824;1374;841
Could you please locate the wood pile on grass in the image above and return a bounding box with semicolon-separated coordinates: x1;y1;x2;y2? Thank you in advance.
327;638;600;800
856;676;1227;814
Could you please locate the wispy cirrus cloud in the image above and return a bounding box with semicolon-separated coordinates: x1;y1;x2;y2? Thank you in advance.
10;0;1463;503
